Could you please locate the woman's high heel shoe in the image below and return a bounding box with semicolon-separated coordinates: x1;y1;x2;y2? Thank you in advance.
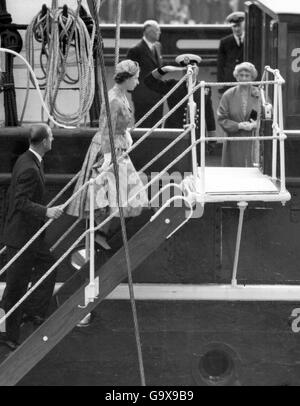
94;231;111;250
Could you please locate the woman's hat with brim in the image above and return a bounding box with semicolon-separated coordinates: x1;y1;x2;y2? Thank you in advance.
175;54;202;66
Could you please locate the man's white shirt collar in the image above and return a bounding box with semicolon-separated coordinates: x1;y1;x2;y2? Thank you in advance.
233;32;244;46
29;148;43;163
143;36;155;51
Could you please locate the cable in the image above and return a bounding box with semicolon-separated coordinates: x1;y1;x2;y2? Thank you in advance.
87;0;146;386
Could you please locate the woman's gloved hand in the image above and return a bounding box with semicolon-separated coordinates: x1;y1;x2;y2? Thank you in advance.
124;129;133;149
238;121;256;131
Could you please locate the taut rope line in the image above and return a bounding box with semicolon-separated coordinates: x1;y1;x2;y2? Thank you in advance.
87;0;146;386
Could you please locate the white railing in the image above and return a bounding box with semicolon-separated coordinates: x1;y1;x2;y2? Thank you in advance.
0;127;200;326
193;67;287;200
0;64;292;327
0;63;199;326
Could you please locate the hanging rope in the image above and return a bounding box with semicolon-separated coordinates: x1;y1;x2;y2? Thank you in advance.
20;5;51;123
48;1;87;115
46;5;95;126
22;2;95;126
114;0;122;71
0;47;76;128
87;0;146;387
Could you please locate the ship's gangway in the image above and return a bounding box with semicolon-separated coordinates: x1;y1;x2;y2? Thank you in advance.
171;64;291;292
0;41;293;384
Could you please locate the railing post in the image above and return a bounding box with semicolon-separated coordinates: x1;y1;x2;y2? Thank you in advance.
187;65;197;179
272;80;278;180
81;178;99;307
200;81;206;197
89;178;95;286
231;201;248;287
278;81;286;194
265;69;269;104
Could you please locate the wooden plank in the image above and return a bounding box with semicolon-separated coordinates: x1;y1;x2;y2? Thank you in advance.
0;206;187;386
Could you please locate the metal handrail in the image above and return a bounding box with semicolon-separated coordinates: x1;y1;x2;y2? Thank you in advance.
0;71;191;256
0;65;289;326
0;133;206;327
196;67;287;198
0;71;198;322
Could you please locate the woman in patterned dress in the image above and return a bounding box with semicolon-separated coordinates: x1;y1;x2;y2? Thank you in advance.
217;62;262;167
67;60;149;246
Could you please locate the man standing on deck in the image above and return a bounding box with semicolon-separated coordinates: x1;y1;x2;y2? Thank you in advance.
217;11;245;94
0;124;63;350
127;19;164;128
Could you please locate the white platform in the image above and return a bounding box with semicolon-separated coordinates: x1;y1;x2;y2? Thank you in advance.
0;283;300;302
194;167;291;203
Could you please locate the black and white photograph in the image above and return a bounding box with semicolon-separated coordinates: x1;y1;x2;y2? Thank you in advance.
0;0;299;389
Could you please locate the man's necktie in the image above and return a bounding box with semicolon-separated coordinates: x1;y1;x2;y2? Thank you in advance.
152;45;157;62
39;160;45;183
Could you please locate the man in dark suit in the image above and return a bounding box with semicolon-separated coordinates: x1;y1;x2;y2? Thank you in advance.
0;124;63;350
217;11;245;94
127;20;164;128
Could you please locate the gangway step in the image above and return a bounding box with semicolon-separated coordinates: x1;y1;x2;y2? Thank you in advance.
193;167;291;203
0;206;187;386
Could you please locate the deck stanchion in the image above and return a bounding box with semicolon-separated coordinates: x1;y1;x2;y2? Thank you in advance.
272;80;278;180
200;81;206;198
90;178;97;292
278;82;286;194
89;179;95;283
187;65;198;179
80;179;99;307
86;179;98;305
265;70;269;104
231;201;248;286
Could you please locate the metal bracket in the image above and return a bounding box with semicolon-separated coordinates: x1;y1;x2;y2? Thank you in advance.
78;276;99;308
0;308;5;333
231;201;248;287
150;195;194;239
